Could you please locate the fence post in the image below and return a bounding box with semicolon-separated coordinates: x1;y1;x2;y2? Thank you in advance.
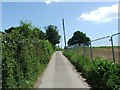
90;42;93;60
83;45;86;57
82;45;84;65
77;44;79;55
89;42;96;66
110;36;115;63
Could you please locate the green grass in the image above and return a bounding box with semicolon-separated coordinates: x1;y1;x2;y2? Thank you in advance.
63;50;120;89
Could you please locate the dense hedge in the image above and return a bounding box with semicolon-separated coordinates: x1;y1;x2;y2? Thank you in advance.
63;50;120;90
2;22;54;88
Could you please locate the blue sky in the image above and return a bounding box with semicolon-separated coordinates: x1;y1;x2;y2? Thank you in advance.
2;2;119;46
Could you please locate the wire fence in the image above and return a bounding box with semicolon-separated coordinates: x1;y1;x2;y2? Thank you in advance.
66;32;120;64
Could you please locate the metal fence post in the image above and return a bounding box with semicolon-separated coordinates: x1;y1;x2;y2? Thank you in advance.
77;44;79;55
110;32;120;63
89;42;97;66
110;36;115;63
90;42;93;61
83;45;86;57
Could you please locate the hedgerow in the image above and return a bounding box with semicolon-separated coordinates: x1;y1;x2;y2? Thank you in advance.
2;21;54;88
63;50;120;90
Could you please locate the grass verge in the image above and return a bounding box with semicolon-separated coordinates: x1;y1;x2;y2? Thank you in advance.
63;50;120;90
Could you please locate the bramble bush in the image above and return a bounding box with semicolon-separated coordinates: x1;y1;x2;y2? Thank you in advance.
2;21;54;88
63;50;120;90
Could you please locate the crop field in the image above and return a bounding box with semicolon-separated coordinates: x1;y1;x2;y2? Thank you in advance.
73;46;120;63
91;47;119;63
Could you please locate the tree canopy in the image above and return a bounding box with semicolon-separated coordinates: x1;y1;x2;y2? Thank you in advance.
67;31;90;46
4;21;45;40
4;21;61;48
45;25;61;47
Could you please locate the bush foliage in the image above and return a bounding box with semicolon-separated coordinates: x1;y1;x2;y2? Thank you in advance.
63;50;120;90
2;21;54;88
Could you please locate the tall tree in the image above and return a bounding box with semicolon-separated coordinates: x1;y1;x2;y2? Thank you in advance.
45;25;61;47
67;31;90;46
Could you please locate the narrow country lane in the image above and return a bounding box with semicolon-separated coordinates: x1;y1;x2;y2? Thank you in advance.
37;51;90;88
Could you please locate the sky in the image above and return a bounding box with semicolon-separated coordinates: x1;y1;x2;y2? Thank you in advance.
1;1;120;47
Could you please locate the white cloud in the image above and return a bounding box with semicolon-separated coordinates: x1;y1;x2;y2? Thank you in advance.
44;0;62;4
78;3;118;23
44;0;51;4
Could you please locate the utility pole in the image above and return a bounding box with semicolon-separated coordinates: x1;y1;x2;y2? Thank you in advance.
62;18;67;49
60;2;66;49
61;36;62;50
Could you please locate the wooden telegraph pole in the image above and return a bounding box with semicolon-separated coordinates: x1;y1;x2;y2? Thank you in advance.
62;18;67;49
60;2;67;49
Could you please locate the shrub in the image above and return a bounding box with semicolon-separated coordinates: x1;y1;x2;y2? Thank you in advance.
2;22;54;88
63;50;120;90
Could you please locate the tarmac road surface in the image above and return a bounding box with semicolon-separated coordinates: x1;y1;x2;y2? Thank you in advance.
37;51;90;88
